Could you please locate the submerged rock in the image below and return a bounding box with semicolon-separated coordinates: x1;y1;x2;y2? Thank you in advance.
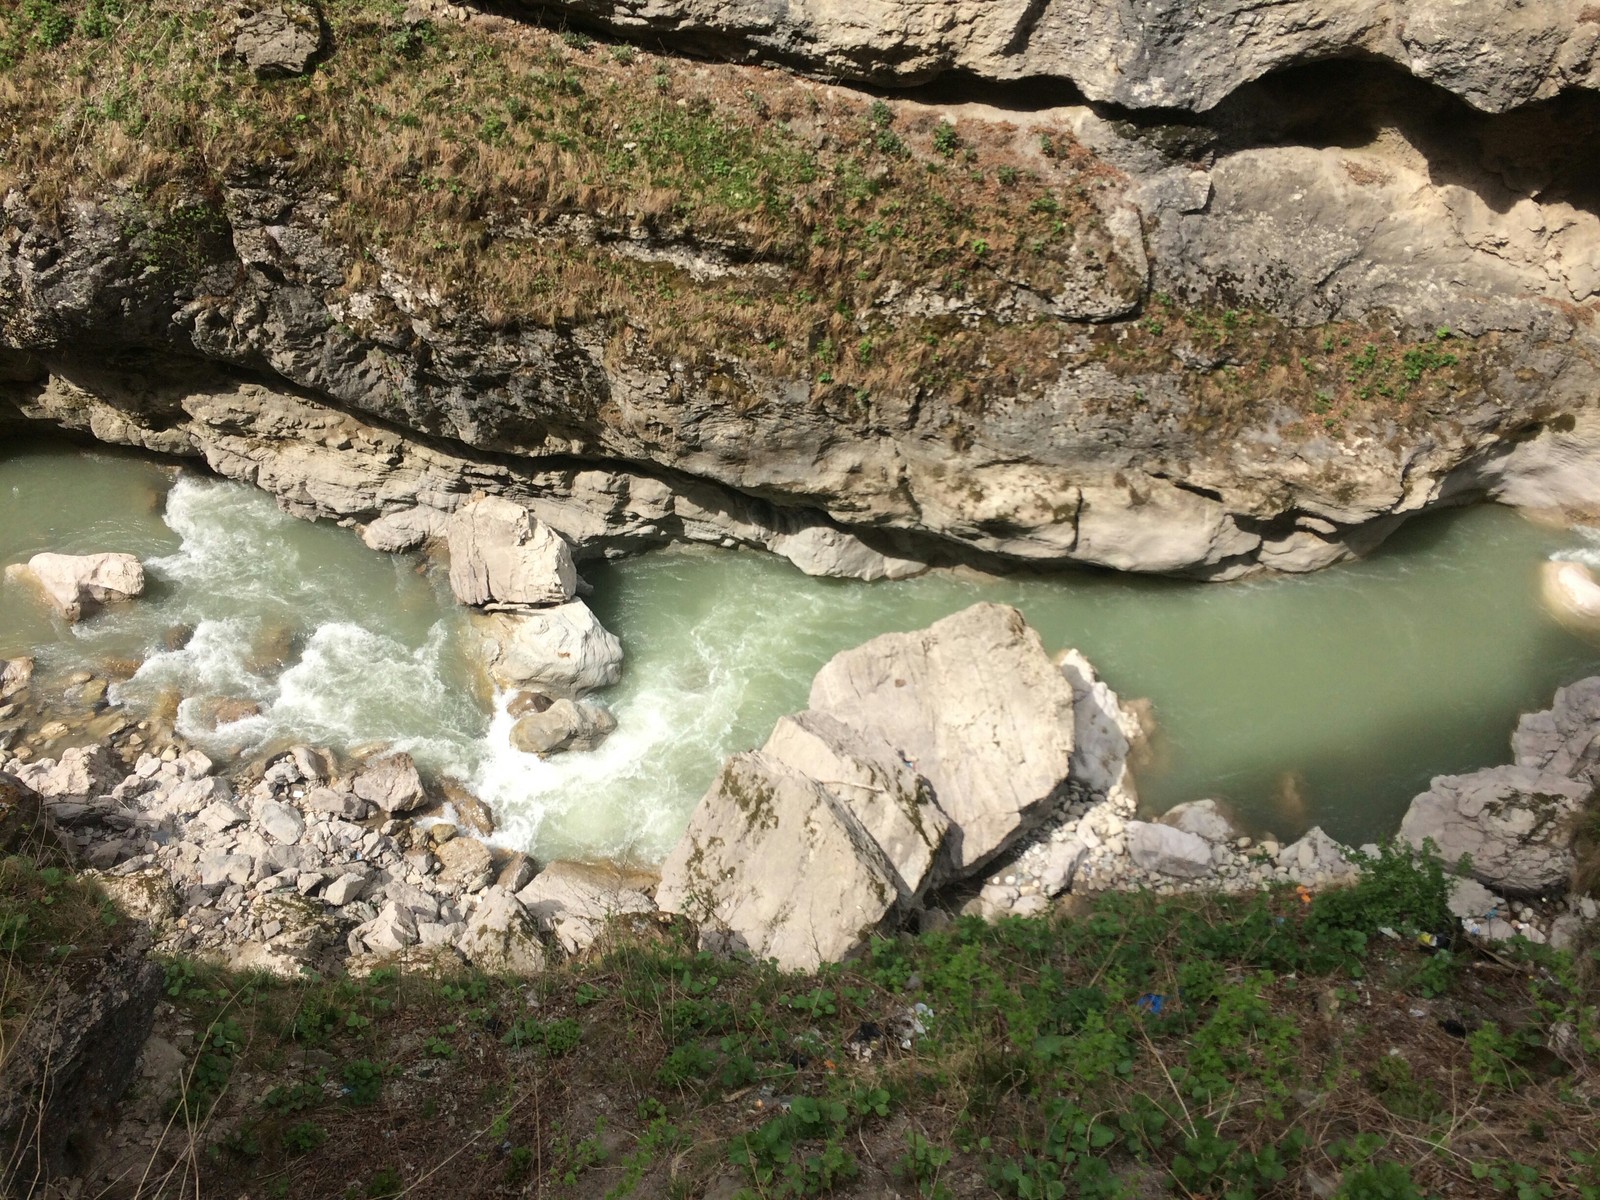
472;602;624;699
808;603;1076;874
1400;765;1589;894
9;552;144;622
446;496;577;608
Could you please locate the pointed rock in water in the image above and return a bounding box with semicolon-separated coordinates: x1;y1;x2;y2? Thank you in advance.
352;752;427;815
472;602;623;699
808;602;1077;874
0;658;32;702
9;553;144;622
1400;765;1589;895
656;751;902;972
446;496;577;608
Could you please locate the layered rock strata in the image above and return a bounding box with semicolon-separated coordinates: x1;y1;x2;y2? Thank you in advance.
5;12;1600;580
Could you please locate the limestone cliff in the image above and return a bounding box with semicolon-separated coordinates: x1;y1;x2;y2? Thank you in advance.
2;0;1598;578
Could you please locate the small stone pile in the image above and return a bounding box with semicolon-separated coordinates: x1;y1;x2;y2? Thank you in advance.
1;739;655;979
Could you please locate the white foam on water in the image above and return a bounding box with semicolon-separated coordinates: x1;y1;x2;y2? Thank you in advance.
1550;525;1600;570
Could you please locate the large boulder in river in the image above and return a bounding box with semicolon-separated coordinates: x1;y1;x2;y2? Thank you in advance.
1400;765;1590;895
657;752;903;972
808;603;1076;873
446;496;577;608
9;552;144;621
472;602;623;698
1512;674;1600;784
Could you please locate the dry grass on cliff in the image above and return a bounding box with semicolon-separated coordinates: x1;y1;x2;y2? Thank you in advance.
0;0;1129;413
0;0;1492;440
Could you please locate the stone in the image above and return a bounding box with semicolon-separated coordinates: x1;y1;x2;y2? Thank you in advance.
258;800;305;845
359;900;419;954
514;861;655;955
494;852;536;893
769;522;925;582
194;800;248;834
506;690;553;718
446;496;577;607
509;698;617;756
1160;799;1237;844
808;603;1076;874
1277;827;1359;884
324;870;369;906
360;504;447;552
13;745;118;799
11;552;144;621
657;751;901;972
1057;649;1142;799
198;853;254;887
435;835;494;892
442;778;495;835
1400;765;1590;895
1447;877;1506;922
760;710;950;901
1037;838;1091;896
233;2;323;77
1126;821;1214;878
1548;914;1585;952
1511;674;1600;783
457;888;546;974
352;752;427;815
303;786;369;819
472;603;624;699
0;657;33;701
189;697;263;731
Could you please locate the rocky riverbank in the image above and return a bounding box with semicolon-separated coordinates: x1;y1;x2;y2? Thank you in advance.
4;599;1593;986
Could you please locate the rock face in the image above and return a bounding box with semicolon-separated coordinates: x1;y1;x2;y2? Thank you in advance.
761;711;950;902
0;940;163;1191
808;603;1076;873
656;751;903;971
473;604;624;698
9;553;144;621
445;496;578;608
233;2;324;77
1400;765;1589;894
1512;675;1600;783
505;0;1598;113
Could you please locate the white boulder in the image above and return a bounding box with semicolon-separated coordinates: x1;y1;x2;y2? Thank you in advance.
1400;765;1589;894
1127;821;1214;878
446;497;576;608
9;552;145;621
808;603;1076;874
472;602;623;698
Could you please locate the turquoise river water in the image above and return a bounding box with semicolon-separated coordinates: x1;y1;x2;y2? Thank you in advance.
4;443;1600;866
